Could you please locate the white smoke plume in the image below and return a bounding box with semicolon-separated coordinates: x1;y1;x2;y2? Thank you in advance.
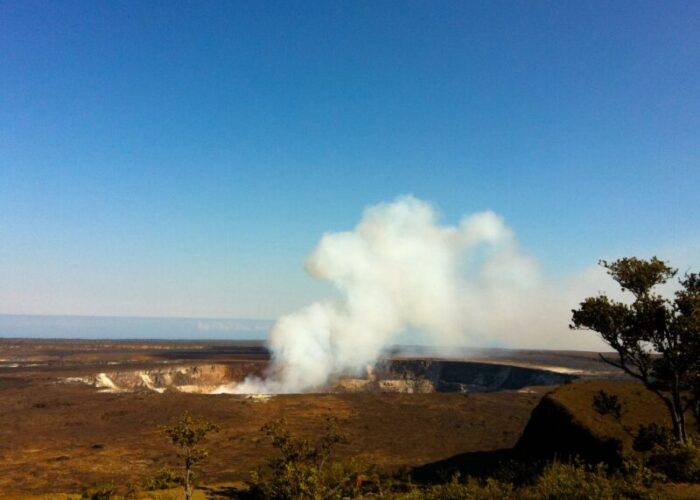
228;195;606;394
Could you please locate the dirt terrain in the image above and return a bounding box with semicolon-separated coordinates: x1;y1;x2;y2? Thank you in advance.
0;339;615;496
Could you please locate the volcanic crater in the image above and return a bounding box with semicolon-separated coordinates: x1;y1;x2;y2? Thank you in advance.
64;358;577;394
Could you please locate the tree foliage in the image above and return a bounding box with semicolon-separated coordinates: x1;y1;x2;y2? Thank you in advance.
571;257;700;443
161;411;219;500
249;415;390;499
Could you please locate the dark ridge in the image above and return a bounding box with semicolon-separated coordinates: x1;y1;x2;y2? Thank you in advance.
412;391;624;484
514;392;623;466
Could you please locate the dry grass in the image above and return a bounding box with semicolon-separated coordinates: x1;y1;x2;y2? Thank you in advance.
550;380;698;454
0;378;545;496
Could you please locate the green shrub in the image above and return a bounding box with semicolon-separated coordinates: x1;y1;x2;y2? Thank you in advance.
248;416;383;500
250;461;323;499
618;458;666;491
80;482;116;500
250;459;385;500
492;458;546;486
325;460;394;497
143;467;183;490
395;461;660;500
247;453;664;499
633;423;674;452
523;461;658;500
393;475;514;500
427;477;514;500
526;462;615;499
646;441;700;483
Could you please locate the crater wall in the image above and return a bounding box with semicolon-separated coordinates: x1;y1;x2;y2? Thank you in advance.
65;358;576;394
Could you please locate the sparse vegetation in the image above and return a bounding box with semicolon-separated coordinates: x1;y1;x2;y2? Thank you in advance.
247;415;383;499
571;257;700;444
645;441;700;483
394;460;662;499
243;414;670;499
634;423;675;452
143;467;182;491
525;460;660;500
161;411;219;500
80;482;117;500
395;475;515;499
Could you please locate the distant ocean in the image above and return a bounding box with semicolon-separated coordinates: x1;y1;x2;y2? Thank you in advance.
0;314;273;340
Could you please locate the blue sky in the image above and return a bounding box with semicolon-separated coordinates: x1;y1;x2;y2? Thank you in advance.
1;1;699;320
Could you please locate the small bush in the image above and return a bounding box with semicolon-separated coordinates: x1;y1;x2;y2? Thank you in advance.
396;460;660;500
143;467;182;490
250;456;381;499
523;461;658;500
593;391;623;420
326;460;394;497
394;475;514;500
492;458;546;486
248;416;373;500
526;462;615;499
250;461;322;499
427;477;514;500
646;442;700;483
618;458;666;489
633;423;674;452
80;482;116;500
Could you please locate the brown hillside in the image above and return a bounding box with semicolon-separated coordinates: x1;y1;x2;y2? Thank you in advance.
415;380;699;483
517;381;699;464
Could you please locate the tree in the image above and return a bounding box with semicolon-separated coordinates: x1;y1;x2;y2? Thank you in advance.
161;411;219;500
571;257;700;444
